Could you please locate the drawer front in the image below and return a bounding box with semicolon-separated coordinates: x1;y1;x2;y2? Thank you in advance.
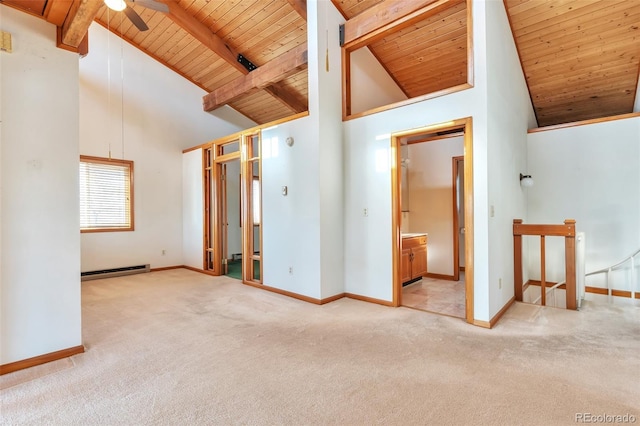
402;236;427;248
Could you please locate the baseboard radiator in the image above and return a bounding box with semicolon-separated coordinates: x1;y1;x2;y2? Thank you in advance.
81;264;150;281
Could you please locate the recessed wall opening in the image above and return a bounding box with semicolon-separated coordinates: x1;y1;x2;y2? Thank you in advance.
341;0;473;120
391;118;474;323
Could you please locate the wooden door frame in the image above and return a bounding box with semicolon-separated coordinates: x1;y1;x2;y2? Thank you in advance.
203;146;213;271
213;153;240;276
391;117;474;324
203;133;262;283
203;137;241;276
241;132;263;285
452;156;464;282
221;163;228;274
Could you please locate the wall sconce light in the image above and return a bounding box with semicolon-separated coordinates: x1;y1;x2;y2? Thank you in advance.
520;173;534;188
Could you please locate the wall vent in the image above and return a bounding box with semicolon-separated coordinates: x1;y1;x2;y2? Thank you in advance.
81;264;150;281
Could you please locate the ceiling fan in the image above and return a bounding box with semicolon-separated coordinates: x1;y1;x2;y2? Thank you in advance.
103;0;169;32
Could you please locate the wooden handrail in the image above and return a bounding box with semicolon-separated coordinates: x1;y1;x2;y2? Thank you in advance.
513;219;577;310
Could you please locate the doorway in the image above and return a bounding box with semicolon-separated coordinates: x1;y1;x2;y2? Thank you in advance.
391;118;474;323
220;159;242;279
204;139;241;276
203;133;262;285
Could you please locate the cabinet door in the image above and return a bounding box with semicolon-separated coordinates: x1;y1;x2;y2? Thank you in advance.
401;248;412;283
411;245;427;279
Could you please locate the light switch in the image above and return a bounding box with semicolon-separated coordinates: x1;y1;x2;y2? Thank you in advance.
1;31;12;53
282;186;288;196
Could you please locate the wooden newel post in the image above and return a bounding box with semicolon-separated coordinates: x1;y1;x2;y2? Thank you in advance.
513;219;523;302
564;219;577;310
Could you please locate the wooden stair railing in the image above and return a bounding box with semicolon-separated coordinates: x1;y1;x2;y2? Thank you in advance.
513;219;577;310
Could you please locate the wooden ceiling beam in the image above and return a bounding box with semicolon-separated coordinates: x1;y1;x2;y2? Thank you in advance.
203;43;308;112
0;0;47;16
287;0;307;21
161;0;307;115
44;0;74;26
163;0;248;76
57;25;89;55
341;0;453;50
61;0;103;47
264;83;307;113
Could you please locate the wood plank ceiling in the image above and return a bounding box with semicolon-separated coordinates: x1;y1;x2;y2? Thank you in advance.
334;0;468;100
504;0;640;127
2;0;638;127
368;0;468;98
92;0;309;124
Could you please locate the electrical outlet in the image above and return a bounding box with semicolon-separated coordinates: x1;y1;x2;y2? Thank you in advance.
499;278;502;289
289;267;293;275
363;208;368;217
490;205;495;217
162;249;166;255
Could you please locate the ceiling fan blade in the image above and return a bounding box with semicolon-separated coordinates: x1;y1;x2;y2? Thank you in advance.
123;6;149;31
132;0;169;13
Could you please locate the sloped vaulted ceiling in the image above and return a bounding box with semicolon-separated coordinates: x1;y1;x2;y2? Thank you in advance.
92;0;309;124
3;0;639;127
504;0;640;127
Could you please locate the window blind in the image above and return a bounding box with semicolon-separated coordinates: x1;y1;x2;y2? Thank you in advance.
80;157;133;231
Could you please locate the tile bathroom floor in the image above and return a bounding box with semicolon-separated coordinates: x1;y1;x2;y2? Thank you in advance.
401;274;465;319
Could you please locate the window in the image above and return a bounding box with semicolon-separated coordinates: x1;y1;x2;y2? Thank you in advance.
80;155;134;232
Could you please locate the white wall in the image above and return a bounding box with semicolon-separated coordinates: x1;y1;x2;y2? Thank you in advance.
182;149;204;269
1;6;82;364
350;47;408;114
312;0;345;299
257;0;345;300
342;0;491;320
407;137;464;276
484;0;537;317
262;118;322;298
527;116;640;291
176;1;537;323
80;23;254;272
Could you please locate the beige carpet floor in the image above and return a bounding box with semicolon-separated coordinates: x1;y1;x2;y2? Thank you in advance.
1;269;639;425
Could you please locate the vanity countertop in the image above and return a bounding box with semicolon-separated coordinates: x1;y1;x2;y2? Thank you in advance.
402;233;427;238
